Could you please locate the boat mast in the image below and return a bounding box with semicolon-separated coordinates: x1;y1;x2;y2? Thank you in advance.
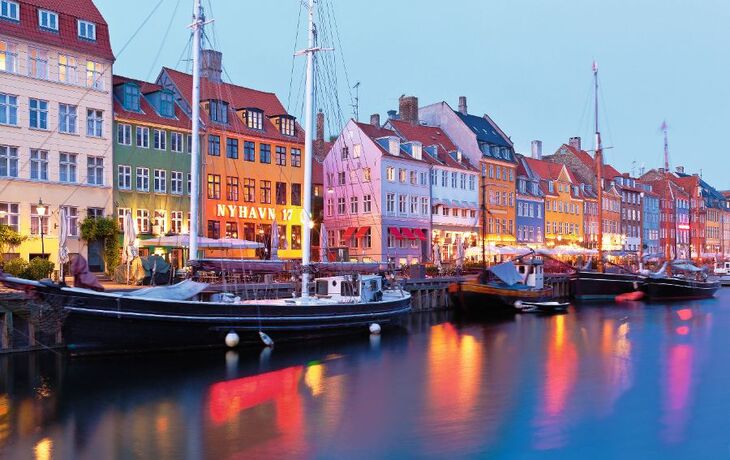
662;121;673;261
594;61;604;272
189;0;203;259
481;163;487;272
300;0;316;298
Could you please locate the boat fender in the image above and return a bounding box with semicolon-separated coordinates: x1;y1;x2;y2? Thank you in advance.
633;281;639;290
225;331;240;348
259;331;274;347
369;323;381;335
514;300;523;309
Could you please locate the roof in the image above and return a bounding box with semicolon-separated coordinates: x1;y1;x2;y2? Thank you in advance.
113;75;191;131
557;143;621;180
676;171;726;203
455;111;514;160
162;67;304;143
388;120;476;171
352;121;429;164
0;0;114;61
523;157;576;183
113;75;163;94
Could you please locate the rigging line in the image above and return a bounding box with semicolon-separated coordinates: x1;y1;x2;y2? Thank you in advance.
286;0;305;112
175;35;193;72
114;0;168;59
145;0;183;82
322;0;354;107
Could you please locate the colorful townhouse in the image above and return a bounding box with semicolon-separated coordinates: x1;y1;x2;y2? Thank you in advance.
515;153;544;246
420;97;517;247
675;168;726;260
385;103;479;262
613;175;643;253
112;75;192;266
639;183;660;258
640;172;690;259
581;184;599;249
0;0;114;271
158;52;305;259
523;157;584;247
322;118;430;265
601;183;623;251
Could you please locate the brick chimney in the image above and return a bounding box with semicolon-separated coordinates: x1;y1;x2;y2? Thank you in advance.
458;96;468;115
316;110;324;142
200;49;223;83
531;140;542;159
370;113;380;127
398;95;419;125
569;136;581;151
676;165;685;174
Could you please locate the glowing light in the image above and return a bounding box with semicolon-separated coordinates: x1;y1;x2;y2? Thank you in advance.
676;309;693;321
304;363;325;397
33;437;53;460
675;326;690;336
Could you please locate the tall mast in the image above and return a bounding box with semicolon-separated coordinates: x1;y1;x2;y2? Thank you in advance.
481;163;487;272
300;0;316;298
593;61;604;272
189;0;203;259
662;122;673;261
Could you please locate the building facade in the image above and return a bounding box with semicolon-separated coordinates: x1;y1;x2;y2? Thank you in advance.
0;0;114;271
640;185;660;258
515;155;544;246
613;175;643;253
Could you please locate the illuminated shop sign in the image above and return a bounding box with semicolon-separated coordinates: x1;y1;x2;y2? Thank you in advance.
216;204;299;221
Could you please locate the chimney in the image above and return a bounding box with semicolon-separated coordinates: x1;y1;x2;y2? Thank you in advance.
398;95;419;125
370;113;380;127
569;136;581;151
658;167;666;174
676;165;685;174
458;96;468;115
531;140;543;159
316;110;324;141
387;110;398;120
200;49;223;83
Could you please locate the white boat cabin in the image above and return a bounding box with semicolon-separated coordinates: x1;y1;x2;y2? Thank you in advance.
515;260;544;289
315;275;385;302
714;261;730;275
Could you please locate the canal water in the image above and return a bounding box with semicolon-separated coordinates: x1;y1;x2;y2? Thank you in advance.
1;290;729;459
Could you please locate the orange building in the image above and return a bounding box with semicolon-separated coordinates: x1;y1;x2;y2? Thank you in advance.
160;55;305;259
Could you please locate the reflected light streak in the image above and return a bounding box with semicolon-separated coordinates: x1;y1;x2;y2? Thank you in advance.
676;309;693;321
304;363;326;397
663;343;694;443
675;326;689;336
33;437;53;460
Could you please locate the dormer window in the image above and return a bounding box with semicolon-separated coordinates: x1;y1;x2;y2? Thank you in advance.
78;20;96;41
245;108;263;130
38;10;58;31
159;91;174;118
412;142;422;160
276;115;296;136
0;1;19;21
209;100;228;124
122;84;140;112
548;181;554;193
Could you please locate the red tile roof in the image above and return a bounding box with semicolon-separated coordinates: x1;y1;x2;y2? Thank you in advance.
113;75;191;131
523;156;575;182
113;75;162;94
388;119;476;171
163;67;304;144
560;143;621;180
353;121;429;164
1;0;114;61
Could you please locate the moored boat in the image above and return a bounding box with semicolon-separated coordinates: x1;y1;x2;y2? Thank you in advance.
643;261;720;301
572;270;644;302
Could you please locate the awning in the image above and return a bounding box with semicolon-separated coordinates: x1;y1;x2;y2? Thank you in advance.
342;226;358;240
354;226;370;238
464;201;479;210
412;228;427;241
389;227;403;239
433;198;450;207
400;228;416;239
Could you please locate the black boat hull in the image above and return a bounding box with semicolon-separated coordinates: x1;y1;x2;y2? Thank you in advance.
572;271;643;302
643;277;720;301
448;281;553;317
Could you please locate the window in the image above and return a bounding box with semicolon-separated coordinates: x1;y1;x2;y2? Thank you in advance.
350;196;358;214
496;166;501;180
410;196;418;214
87;156;103;185
326;198;334;216
243;141;255;161
421;197;429;215
206;100;227;124
291;183;301;206
153;169;166;193
276;146;286;166
78;20;96;40
244;178;256;202
291;148;301;167
134;209;149;233
337;197;346;214
170;171;183;195
399;169;406;183
187;173;192;195
30;205;48;236
86;109;103;137
276;182;287;205
0;1;18;21
291;225;302;250
29;149;48;180
225;222;238;239
363;195;372;213
460;173;466;189
154;210;167;234
410;171;417;185
29;98;48;129
58;55;77;83
226;176;239;201
186;134;193;154
159;92;174;118
353;144;362;159
246;109;263;130
226;138;238;159
118;165;131;190
441;170;448;187
420;172;427;186
386;167;395;181
136;167;149;191
0;40;17;73
451;172;457;188
58;104;78;135
86;61;103;89
123;84;140;111
260;180;271;204
59;152;76;183
362;168;371;182
207;221;221;239
170;132;183;152
0;93;17;125
399;195;407;214
386;193;395;213
154;129;166;150
0;202;18;231
341;146;349;159
259;144;271;163
206;135;221;156
207;174;221;199
170;211;182;234
116;208;130;230
116;123;132;145
28;47;48;79
279;116;295;136
136;126;149;148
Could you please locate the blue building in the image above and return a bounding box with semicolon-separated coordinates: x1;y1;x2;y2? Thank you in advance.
639;183;660;257
515;154;544;246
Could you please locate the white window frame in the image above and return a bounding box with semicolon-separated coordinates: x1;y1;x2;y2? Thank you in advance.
117;123;131;145
171;171;183;195
0;92;18;126
59;103;77;134
61;206;79;237
136;209;150;233
29;98;48;129
27;47;48;79
86;60;103;90
170;132;183;152
77;20;97;41
86;109;103;137
0;1;19;21
153;169;166;193
171;211;183;234
86;156;104;185
136;126;150;148
58;54;77;84
154;129;167;150
117;165;131;190
59;152;77;183
0;202;19;231
38;9;58;30
29;149;48;181
136;167;149;192
0;40;18;73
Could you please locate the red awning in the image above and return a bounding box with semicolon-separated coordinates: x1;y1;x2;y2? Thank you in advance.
412;229;427;241
400;228;416;239
342;227;358;240
389;227;403;239
354;226;370;238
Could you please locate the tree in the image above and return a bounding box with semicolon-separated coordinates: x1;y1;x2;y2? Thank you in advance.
80;216;120;276
0;224;26;257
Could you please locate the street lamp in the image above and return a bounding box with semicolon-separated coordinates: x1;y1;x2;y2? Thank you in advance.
36;198;46;257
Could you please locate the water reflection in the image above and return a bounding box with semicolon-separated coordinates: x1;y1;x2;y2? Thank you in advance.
0;296;728;458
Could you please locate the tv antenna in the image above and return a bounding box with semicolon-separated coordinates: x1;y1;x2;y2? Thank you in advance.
352;81;360;121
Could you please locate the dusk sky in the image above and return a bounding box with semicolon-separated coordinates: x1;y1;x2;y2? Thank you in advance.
97;0;730;188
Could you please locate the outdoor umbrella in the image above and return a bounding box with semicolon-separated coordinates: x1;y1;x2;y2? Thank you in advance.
432;242;442;271
138;235;262;249
58;207;69;282
123;210;138;284
455;234;465;269
270;218;279;260
319;222;328;262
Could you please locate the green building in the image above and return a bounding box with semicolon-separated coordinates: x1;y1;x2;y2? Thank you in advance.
112;75;193;266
